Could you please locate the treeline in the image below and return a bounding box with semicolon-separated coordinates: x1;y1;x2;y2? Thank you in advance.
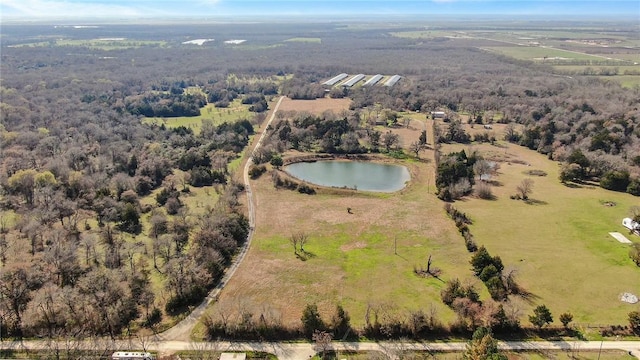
123;91;206;118
203;299;640;341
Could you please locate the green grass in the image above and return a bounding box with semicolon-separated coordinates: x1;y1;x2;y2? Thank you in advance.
442;142;640;325
284;37;322;43
142;99;252;134
389;30;460;39
484;46;608;61
10;38;168;50
600;75;640;88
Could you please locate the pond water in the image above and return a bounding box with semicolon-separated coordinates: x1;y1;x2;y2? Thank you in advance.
284;160;410;192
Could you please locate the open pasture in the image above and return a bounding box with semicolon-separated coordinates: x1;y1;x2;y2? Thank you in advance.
284;37;322;43
210;105;640;330
440;140;640;325
277;97;352;115
142;99;252;134
483;45;609;62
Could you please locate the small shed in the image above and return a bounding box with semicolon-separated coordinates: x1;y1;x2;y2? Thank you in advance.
431;111;446;119
219;353;246;360
623;217;640;232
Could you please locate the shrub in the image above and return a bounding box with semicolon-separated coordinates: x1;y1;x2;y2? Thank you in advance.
630;311;640;333
474;182;494;199
298;183;316;195
630;243;640;267
600;170;630;192
529;305;553;329
627;178;640;196
248;164;267;179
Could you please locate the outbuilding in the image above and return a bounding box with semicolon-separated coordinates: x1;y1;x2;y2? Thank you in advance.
431;111;446;119
622;217;640;233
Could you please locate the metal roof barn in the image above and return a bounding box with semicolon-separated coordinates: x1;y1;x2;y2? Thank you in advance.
323;73;348;86
384;75;402;87
363;74;383;86
341;74;365;87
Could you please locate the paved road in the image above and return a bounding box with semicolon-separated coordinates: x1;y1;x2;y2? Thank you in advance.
2;339;639;359
157;96;285;341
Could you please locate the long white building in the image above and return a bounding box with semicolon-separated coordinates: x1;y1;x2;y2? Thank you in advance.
341;74;365;87
323;73;349;86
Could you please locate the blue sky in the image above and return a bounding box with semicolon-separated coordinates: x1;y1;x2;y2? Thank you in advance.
1;0;638;19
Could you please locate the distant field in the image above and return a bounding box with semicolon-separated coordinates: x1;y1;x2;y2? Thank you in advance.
284;37;322;43
142;99;252;134
389;30;462;39
278;97;351;115
10;38;168;50
483;45;608;61
604;75;640;88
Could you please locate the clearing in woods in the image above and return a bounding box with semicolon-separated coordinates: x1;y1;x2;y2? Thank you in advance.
203;98;640;334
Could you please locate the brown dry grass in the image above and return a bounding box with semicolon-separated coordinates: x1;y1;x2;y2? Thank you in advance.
277;97;352;115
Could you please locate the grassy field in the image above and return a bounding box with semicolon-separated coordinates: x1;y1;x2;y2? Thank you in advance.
389;30;462;39
604;75;640;88
483;46;608;61
440;137;640;325
10;38;168;50
142;99;252;134
284;37;322;43
203;98;639;335
312;349;635;360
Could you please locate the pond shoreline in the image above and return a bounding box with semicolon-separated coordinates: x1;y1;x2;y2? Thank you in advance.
281;154;411;193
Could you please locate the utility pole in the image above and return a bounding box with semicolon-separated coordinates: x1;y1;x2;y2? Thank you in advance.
394;236;397;255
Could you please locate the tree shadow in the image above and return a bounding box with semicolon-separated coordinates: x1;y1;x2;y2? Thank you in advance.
486;180;503;187
562;182;584;189
296;250;316;261
514;288;540;305
524;198;548;205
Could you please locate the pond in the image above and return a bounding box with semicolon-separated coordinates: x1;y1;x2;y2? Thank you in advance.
284;160;410;192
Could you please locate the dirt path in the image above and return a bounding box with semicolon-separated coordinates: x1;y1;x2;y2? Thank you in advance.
157;96;285;341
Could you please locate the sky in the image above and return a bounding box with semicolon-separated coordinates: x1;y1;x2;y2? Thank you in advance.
1;0;638;20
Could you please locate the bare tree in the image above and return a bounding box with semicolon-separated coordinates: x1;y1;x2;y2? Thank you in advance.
289;233;299;254
290;232;309;254
515;178;534;200
410;141;423;158
312;330;333;359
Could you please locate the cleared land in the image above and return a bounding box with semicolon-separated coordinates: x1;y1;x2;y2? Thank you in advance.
10;38;168;50
206;98;640;331
142;99;252;134
284;37;322;43
440;134;640;325
277;97;352;115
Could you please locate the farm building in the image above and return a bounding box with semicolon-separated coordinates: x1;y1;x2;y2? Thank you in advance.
341;74;365;87
431;111;446;118
623;218;640;233
323;73;348;86
363;74;384;86
384;75;402;87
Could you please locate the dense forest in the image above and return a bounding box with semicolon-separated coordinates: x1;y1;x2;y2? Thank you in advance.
1;21;639;340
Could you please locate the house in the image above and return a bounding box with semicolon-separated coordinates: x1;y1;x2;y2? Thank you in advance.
431;111;446;119
622;218;640;233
